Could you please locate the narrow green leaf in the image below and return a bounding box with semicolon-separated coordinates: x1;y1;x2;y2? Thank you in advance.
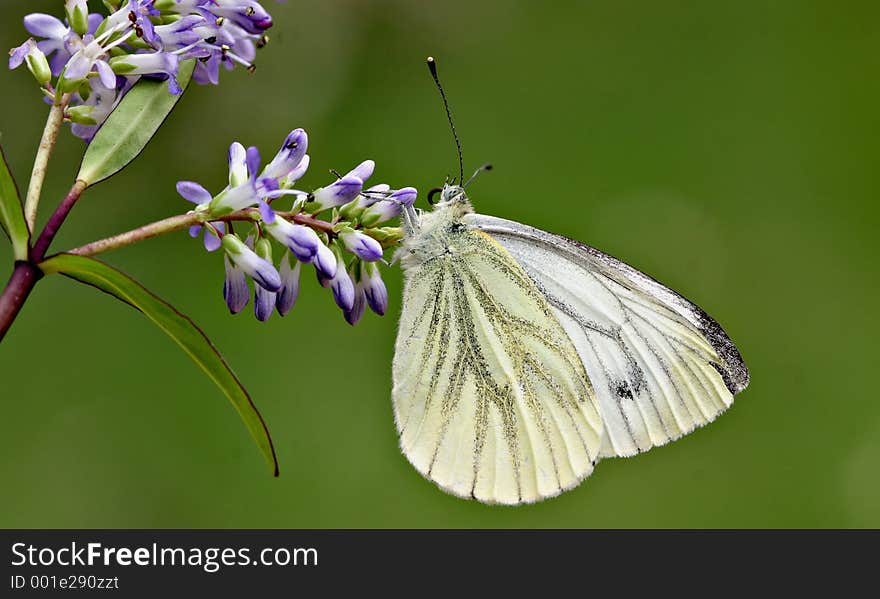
0;144;29;261
77;60;196;186
39;253;279;476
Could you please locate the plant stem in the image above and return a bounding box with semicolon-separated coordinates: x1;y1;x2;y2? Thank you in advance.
32;180;88;261
66;210;338;257
0;262;41;341
23;96;69;232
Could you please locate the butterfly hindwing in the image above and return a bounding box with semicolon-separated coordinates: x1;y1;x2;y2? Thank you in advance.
465;213;749;458
392;227;603;504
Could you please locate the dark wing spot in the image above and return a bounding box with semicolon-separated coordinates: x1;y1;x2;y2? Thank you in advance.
614;380;634;400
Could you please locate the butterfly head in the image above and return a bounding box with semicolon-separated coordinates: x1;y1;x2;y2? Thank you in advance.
428;183;468;207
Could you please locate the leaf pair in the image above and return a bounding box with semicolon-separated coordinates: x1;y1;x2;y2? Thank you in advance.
1;60;279;475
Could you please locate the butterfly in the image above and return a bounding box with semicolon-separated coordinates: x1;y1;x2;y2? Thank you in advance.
389;58;749;504
391;184;749;504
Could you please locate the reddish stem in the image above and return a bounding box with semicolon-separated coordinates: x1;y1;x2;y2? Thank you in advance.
0;262;41;341
31;180;87;261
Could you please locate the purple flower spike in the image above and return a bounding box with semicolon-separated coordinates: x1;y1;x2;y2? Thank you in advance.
362;261;388;316
265;218;320;261
340;229;383;262
311;175;363;212
223;255;249;314
189;224;203;238
262;128;308;180
312;242;337;279
275;253;301;317
177;180;213;204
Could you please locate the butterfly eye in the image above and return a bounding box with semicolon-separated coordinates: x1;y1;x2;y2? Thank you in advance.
427;187;443;205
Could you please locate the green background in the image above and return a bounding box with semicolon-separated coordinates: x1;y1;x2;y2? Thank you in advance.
1;0;878;528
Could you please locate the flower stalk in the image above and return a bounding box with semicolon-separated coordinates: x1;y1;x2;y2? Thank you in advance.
31;179;88;261
66;210;342;258
23;95;70;231
0;262;41;342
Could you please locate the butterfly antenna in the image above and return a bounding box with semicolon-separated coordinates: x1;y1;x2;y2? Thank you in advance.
464;163;493;188
427;56;464;185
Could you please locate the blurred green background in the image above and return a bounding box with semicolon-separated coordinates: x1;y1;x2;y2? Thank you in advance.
1;0;878;528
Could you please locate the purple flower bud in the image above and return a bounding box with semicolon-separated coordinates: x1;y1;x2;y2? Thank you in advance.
8;39;51;85
360;183;391;207
228;142;248;186
223;255;249;314
265;218;321;261
312;241;337;279
65;1;90;35
362;261;388;316
176;180;213;204
284;154;310;185
221;234;281;291
360;186;418;226
346;160;375;183
262;129;308;180
275;253;301;316
345;277;366;326
328;255;355;312
310;175;363;211
245;145;261;179
254;283;276;321
253;237;276;321
110;51;181;94
339;229;383;262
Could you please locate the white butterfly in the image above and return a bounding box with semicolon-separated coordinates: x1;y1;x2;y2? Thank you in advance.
391;184;749;504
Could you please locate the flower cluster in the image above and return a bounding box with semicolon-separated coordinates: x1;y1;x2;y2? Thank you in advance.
8;1;278;140
178;128;417;324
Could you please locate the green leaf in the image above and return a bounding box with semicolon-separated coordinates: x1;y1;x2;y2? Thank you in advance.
0;144;29;261
77;59;196;186
39;253;279;476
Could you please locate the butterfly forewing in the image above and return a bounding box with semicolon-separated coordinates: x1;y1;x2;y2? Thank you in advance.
465;213;749;459
393;227;603;504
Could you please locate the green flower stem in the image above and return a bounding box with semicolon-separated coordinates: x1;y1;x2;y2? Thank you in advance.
24;95;70;232
65;210;339;258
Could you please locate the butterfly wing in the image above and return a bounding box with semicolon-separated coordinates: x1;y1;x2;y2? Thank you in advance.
465;213;749;459
392;228;603;504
